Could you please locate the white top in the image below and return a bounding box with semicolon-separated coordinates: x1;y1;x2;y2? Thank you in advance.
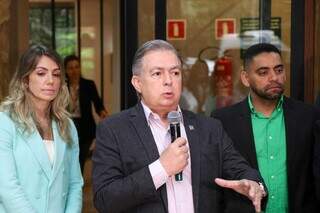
43;139;55;166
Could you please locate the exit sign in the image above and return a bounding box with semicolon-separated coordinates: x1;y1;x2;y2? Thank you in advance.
167;19;186;40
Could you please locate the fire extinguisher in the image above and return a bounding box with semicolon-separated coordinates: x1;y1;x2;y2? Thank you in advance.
213;55;233;109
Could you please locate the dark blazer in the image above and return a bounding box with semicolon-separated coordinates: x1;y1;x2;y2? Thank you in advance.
75;78;105;141
314;119;320;201
212;96;320;213
92;103;264;213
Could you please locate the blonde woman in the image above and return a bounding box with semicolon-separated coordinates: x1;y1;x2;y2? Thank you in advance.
0;45;83;213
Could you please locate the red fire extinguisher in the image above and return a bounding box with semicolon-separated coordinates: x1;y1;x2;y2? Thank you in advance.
213;55;233;109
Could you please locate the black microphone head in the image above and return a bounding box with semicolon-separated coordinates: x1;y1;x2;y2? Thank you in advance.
167;111;181;124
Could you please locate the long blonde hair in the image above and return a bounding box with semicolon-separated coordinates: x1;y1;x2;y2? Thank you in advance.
0;45;72;143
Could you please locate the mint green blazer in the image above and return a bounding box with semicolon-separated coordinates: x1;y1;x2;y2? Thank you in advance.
0;112;83;213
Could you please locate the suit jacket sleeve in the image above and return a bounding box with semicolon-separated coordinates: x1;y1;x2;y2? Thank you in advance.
65;120;83;213
88;80;105;115
216;119;262;182
217;118;267;212
0;113;36;213
92;120;158;213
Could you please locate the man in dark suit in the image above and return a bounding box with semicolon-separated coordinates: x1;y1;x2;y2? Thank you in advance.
212;43;320;213
92;40;266;213
65;55;108;172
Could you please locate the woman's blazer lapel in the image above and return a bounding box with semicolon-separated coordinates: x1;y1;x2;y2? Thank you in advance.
51;121;66;183
19;127;53;180
19;120;67;184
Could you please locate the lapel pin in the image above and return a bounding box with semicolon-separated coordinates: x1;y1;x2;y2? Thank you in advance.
189;125;194;130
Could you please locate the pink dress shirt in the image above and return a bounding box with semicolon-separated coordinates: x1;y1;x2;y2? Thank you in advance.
141;102;194;213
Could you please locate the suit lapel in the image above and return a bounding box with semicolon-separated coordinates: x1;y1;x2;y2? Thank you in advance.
183;111;200;213
283;98;297;173
238;99;259;169
129;103;160;161
51;121;66;183
20;128;52;180
129;104;168;211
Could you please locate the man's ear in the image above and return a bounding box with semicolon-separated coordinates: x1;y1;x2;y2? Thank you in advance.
240;70;250;88
131;75;142;93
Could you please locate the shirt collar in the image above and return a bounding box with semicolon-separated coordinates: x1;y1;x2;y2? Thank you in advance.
248;94;284;115
141;101;183;124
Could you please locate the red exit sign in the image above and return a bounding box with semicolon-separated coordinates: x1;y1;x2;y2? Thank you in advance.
167;19;186;40
215;18;236;40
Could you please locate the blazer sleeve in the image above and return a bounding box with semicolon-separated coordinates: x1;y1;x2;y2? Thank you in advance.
0;113;36;213
92;121;158;213
88;80;105;115
208;119;260;181
215;119;268;211
65;120;84;213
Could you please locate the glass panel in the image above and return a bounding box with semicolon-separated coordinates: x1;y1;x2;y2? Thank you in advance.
166;0;291;115
29;0;53;49
80;0;101;82
55;3;76;57
29;0;77;57
315;1;320;104
102;0;120;113
271;0;291;97
138;0;155;45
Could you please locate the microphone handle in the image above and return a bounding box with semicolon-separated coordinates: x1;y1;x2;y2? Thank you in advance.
170;123;183;181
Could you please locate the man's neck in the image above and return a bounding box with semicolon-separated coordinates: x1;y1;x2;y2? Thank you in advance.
141;100;178;127
250;95;279;117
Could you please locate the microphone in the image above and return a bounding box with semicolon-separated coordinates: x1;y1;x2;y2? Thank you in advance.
167;111;183;181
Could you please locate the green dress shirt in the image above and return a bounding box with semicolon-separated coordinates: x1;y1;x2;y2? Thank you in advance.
248;95;288;213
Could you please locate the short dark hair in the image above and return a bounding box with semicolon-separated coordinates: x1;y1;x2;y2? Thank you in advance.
243;43;281;70
64;54;80;68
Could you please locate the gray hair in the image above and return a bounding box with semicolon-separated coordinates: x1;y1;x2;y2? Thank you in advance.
132;39;182;75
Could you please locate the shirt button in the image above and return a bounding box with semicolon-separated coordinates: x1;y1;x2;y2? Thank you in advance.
269;136;272;140
270;155;274;160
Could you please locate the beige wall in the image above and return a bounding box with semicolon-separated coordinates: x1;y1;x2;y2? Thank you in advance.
0;0;29;102
0;0;11;101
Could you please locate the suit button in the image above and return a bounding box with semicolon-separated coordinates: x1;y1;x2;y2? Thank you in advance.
35;195;40;199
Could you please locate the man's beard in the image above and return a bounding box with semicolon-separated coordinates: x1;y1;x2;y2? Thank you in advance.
251;83;284;100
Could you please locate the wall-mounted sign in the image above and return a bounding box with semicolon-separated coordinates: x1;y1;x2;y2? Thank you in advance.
240;17;282;58
215;18;236;40
167;19;186;40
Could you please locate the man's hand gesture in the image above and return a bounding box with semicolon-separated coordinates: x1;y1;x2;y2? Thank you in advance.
215;178;267;213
